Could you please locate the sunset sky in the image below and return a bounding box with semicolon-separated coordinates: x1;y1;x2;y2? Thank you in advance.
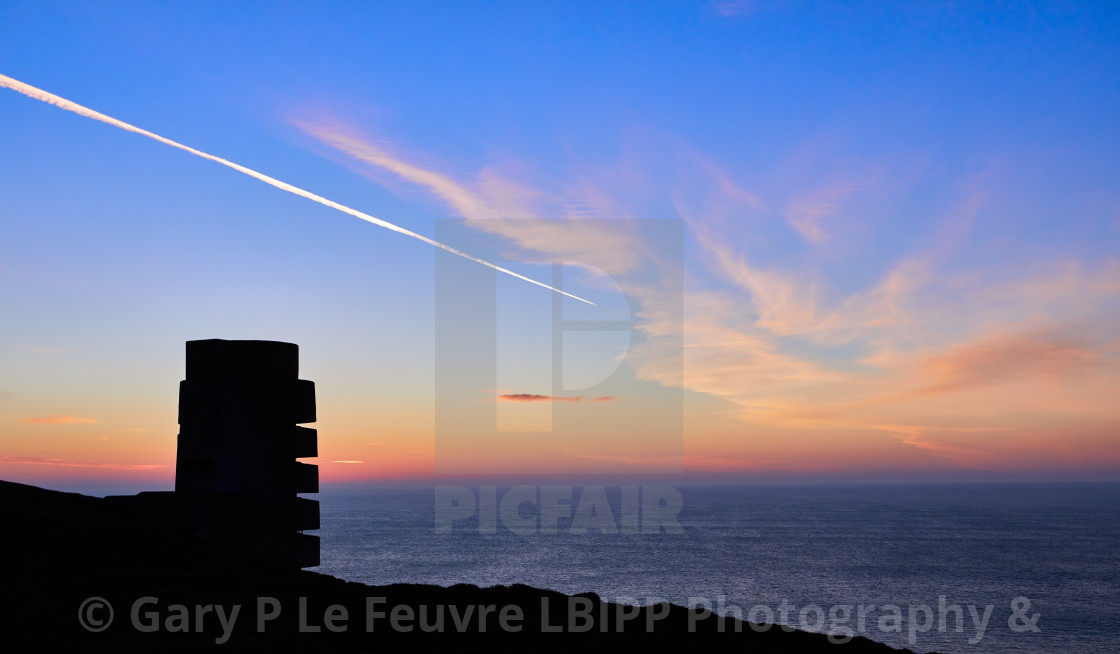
2;2;1119;493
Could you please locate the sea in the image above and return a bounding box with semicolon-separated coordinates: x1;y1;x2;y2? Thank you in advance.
311;483;1120;654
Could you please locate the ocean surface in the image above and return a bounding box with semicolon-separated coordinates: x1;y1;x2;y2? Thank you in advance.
311;483;1120;654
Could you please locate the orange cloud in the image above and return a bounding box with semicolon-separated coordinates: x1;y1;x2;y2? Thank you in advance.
17;415;99;424
594;396;619;402
498;394;583;403
915;332;1100;396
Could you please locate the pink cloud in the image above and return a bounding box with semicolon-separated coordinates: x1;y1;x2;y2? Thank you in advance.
868;425;1005;468
0;455;165;470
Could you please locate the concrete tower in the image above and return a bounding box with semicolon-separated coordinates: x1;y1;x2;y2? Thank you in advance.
174;339;320;568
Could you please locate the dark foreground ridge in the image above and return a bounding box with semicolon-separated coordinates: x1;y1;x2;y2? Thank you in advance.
0;480;930;653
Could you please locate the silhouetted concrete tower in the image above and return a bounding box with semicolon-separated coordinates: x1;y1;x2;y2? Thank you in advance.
175;339;320;568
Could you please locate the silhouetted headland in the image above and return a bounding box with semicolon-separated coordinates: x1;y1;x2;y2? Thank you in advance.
0;479;931;652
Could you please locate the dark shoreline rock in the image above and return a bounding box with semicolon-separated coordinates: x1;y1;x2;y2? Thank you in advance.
0;479;928;652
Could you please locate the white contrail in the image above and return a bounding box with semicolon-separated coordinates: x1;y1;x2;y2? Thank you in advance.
0;73;594;305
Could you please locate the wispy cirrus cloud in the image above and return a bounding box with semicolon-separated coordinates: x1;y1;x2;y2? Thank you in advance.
16;415;99;424
784;175;875;245
294;121;496;222
293;115;1120;471
658;147;1119;467
0;455;165;470
291;118;646;278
